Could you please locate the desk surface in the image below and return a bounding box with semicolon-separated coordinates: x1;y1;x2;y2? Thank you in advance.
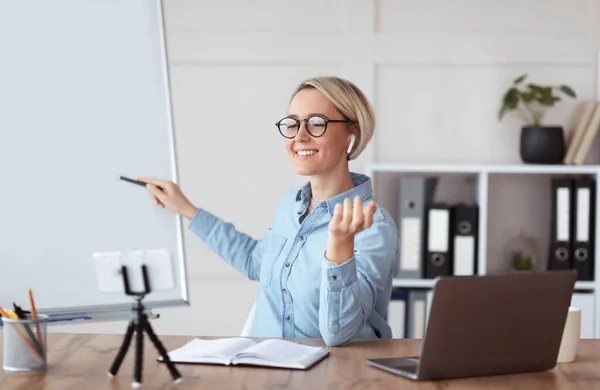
1;334;600;389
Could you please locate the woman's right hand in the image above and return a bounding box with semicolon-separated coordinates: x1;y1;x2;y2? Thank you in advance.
137;177;198;220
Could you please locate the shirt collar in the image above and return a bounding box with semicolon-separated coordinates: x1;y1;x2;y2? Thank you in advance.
295;172;373;217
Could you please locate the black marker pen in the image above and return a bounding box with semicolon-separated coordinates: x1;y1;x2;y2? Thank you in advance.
119;176;165;192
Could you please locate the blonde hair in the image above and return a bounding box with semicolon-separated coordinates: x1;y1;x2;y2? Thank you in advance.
291;76;375;160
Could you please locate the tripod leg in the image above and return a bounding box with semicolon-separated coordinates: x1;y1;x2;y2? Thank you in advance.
132;318;144;388
143;315;182;383
109;321;135;377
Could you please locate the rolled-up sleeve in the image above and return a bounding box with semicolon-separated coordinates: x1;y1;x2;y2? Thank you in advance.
319;222;398;346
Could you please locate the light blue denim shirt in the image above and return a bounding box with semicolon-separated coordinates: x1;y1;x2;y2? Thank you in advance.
188;172;399;346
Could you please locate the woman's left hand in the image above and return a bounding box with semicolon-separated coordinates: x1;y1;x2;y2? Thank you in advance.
326;196;377;264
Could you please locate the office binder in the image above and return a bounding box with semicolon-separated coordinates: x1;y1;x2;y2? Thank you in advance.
451;204;479;276
388;289;408;338
396;177;438;279
573;178;596;280
406;290;427;339
424;204;453;279
549;178;573;271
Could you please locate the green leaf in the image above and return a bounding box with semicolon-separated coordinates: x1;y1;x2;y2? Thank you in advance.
522;92;534;103
498;106;506;121
513;74;527;84
559;85;576;98
504;88;519;109
540;95;554;106
499;88;519;120
527;83;544;93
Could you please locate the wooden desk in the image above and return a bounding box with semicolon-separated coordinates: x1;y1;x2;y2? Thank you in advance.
1;334;599;389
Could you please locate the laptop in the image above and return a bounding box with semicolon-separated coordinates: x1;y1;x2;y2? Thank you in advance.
367;270;577;381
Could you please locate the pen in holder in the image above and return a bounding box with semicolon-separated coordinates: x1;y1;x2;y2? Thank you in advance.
2;314;48;372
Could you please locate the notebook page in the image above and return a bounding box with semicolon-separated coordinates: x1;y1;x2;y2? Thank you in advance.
233;339;325;366
164;337;257;364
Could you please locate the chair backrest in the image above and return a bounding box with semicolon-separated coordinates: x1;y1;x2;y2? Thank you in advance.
240;302;256;337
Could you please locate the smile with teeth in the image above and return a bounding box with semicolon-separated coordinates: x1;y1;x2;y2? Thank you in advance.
296;150;318;156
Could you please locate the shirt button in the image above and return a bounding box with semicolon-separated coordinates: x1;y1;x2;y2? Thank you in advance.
299;236;304;241
285;262;290;267
286;315;290;321
282;288;287;294
331;275;337;281
297;210;303;215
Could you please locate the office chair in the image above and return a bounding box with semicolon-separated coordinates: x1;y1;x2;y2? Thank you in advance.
241;302;256;337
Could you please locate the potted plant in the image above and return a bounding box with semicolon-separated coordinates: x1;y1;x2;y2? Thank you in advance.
498;74;577;164
512;251;532;273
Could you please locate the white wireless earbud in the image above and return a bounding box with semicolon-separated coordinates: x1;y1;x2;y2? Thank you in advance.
347;134;355;154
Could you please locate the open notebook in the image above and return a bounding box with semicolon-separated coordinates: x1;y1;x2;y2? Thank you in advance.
159;337;329;370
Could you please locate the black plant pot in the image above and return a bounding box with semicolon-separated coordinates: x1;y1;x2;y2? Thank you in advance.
520;126;565;164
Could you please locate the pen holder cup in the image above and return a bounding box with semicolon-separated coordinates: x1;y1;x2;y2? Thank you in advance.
3;314;49;372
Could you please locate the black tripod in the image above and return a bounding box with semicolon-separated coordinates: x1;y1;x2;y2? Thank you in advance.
108;265;182;388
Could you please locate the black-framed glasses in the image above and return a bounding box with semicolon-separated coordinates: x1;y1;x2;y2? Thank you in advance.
275;115;353;139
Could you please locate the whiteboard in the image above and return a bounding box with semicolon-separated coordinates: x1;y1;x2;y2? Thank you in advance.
0;0;189;321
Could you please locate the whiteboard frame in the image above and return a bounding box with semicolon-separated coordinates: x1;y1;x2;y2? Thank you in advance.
11;0;190;324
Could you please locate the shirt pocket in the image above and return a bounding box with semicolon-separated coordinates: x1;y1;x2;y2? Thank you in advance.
259;233;287;287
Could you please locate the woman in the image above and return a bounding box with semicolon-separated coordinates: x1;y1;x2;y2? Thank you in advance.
140;76;399;347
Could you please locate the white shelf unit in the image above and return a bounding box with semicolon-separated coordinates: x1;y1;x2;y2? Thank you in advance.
391;278;596;291
367;162;600;337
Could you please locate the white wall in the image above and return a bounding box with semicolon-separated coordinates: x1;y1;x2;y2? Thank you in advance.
55;0;600;336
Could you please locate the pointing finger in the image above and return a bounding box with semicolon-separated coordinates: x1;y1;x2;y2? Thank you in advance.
147;187;163;207
147;183;166;203
152;194;164;207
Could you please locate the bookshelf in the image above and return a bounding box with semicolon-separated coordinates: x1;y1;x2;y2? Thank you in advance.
366;162;600;337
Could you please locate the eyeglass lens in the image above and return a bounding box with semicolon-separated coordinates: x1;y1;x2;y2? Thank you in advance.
279;116;327;138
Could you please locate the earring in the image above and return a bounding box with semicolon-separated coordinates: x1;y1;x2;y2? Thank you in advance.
347;134;355;154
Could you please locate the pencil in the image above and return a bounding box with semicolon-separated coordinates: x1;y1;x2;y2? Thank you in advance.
0;307;44;362
28;289;43;347
13;303;46;359
0;307;13;319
